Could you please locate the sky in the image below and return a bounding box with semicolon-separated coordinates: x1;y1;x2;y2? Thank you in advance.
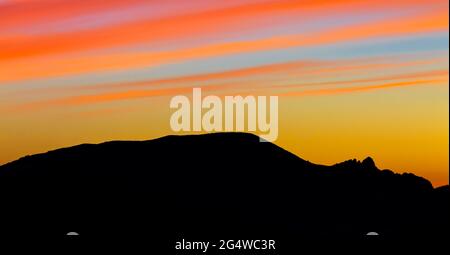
0;0;448;186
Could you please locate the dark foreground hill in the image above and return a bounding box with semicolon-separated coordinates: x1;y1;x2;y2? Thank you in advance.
0;133;448;248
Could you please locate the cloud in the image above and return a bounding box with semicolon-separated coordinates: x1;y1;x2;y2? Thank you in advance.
9;57;447;112
0;0;447;83
280;79;447;97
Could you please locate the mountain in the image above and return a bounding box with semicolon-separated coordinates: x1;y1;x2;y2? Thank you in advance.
0;133;447;247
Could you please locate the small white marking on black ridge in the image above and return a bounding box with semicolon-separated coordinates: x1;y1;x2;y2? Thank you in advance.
66;232;79;236
366;232;379;236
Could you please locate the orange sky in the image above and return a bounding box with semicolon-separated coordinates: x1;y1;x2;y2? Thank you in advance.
0;0;448;186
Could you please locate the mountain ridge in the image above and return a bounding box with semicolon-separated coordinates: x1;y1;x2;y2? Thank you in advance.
0;132;447;244
0;132;435;188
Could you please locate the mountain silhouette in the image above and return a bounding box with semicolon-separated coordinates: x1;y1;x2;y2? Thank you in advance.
0;133;447;248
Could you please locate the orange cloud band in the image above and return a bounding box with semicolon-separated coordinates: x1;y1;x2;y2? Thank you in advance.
12;72;447;112
0;8;446;84
280;78;448;97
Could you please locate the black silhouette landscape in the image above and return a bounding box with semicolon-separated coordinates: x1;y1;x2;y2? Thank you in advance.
0;133;448;248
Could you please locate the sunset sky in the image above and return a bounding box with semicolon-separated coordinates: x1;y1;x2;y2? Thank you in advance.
0;0;448;186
